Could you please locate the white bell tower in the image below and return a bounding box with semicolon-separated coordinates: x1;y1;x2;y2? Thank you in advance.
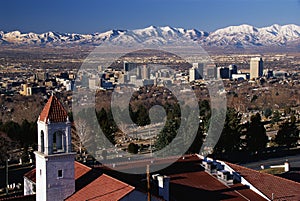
35;95;75;201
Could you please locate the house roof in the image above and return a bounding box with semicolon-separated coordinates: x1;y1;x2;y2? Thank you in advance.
22;162;135;201
74;161;92;179
23;168;36;183
167;156;267;201
228;162;300;201
24;161;91;183
279;168;300;183
65;174;135;201
21;154;300;201
39;95;68;123
102;155;267;201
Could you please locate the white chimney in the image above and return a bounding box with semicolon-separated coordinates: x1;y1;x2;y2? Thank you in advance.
284;161;290;172
157;175;170;201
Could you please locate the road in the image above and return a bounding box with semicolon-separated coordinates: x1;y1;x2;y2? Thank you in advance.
240;153;300;170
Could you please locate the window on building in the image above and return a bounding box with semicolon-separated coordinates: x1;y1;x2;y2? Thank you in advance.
53;131;65;153
40;169;42;175
58;170;63;178
40;131;44;153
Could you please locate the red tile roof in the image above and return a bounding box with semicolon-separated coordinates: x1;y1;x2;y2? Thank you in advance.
24;161;91;183
74;161;92;179
24;168;36;183
102;155;267;201
169;160;267;201
228;163;300;201
39;95;68;123
65;174;135;201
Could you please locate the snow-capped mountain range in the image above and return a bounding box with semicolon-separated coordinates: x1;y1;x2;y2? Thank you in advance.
0;24;299;49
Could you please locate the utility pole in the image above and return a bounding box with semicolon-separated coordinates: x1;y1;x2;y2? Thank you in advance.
147;165;151;201
6;159;9;195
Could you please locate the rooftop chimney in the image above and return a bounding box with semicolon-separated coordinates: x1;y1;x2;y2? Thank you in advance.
157;175;170;201
284;161;290;172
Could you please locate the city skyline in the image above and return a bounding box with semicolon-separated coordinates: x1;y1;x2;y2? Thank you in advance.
0;0;299;34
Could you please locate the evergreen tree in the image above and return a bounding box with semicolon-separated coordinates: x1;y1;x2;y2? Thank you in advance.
245;113;268;152
136;105;150;126
263;108;272;118
127;143;139;154
154;119;178;151
275;117;299;147
214;108;242;154
187;100;211;153
271;110;281;124
97;108;117;145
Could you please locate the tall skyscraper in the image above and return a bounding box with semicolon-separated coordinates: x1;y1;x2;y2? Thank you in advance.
141;64;150;79
123;61;137;72
250;57;263;79
189;63;203;82
193;63;204;78
205;64;217;79
228;64;238;76
217;67;230;79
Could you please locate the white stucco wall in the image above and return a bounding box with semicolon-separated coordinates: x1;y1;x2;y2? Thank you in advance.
24;177;35;196
35;152;76;201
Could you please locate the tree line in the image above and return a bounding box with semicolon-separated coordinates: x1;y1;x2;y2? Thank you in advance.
0;101;298;164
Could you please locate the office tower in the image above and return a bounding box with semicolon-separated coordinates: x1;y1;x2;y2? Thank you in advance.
217;67;230;79
189;67;201;81
229;64;238;77
205;64;217;79
250;57;263;79
189;63;203;82
141;64;150;79
123;61;137;72
193;63;204;78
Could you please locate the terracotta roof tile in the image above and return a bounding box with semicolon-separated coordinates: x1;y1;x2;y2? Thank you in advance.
168;159;267;201
102;155;267;201
24;161;91;183
65;174;135;201
39;95;68;123
228;162;300;201
74;161;92;180
24;168;36;183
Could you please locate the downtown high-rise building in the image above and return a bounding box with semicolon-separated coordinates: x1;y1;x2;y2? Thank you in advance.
141;64;150;79
189;63;204;82
250;57;263;79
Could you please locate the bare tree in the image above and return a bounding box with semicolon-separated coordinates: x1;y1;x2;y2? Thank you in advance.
73;118;93;155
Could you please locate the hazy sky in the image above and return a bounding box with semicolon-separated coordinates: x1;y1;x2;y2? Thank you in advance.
0;0;299;33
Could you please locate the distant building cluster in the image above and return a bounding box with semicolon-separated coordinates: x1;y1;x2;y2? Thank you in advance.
71;56;296;94
0;69;75;96
0;56;294;97
188;57;266;82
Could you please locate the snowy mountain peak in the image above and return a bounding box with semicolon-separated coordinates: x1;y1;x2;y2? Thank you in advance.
214;24;258;34
0;24;299;50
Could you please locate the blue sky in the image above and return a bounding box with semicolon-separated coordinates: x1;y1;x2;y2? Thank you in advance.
0;0;299;33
